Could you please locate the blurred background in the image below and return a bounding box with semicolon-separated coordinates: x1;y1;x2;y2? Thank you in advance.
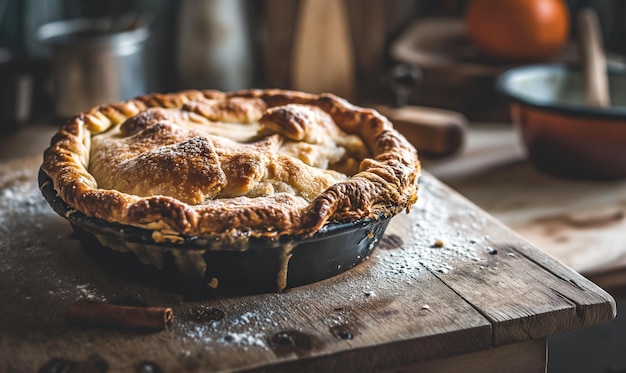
2;0;626;372
1;0;625;126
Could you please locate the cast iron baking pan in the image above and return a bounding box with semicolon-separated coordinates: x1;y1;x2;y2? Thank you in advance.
39;169;390;295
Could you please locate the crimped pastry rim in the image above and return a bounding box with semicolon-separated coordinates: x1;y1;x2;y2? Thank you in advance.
41;89;420;239
39;167;389;250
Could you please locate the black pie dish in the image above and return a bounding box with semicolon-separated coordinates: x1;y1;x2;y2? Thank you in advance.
39;169;390;295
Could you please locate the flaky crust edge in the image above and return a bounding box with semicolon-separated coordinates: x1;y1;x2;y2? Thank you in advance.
42;89;420;239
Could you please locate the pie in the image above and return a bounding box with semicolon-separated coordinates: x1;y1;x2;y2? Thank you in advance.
41;89;420;242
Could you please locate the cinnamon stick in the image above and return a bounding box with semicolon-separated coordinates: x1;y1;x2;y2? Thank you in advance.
66;300;173;330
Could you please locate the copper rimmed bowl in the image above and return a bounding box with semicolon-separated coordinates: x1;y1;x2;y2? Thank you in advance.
39;169;389;295
498;63;626;180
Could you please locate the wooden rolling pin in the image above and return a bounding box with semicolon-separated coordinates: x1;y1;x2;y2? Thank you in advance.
375;105;467;159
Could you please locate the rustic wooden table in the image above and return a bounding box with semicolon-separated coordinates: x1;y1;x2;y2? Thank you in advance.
0;156;615;372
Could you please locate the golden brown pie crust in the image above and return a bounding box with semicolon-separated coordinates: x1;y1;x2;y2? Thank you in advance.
42;89;420;240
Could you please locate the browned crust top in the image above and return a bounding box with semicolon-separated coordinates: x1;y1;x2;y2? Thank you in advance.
42;89;420;238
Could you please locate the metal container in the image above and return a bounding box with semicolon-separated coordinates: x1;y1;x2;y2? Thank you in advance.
38;17;150;119
498;63;626;180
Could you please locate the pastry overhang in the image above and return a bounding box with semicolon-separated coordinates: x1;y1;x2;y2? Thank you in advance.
42;90;420;238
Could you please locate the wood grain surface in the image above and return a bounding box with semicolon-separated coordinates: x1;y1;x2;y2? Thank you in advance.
0;157;615;372
443;159;626;294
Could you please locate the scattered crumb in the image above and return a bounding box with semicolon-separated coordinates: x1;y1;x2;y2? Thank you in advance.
432;239;445;248
422;304;430;310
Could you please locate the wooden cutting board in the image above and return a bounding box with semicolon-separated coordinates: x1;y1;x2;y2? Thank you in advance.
291;0;355;100
0;157;615;372
388;18;586;122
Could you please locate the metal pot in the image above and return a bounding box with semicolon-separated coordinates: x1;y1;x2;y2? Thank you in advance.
498;63;626;180
38;17;150;119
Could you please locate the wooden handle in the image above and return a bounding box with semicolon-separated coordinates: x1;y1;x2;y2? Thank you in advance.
375;105;467;158
578;8;610;107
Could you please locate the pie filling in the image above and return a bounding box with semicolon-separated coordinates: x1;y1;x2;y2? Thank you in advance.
88;104;366;206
